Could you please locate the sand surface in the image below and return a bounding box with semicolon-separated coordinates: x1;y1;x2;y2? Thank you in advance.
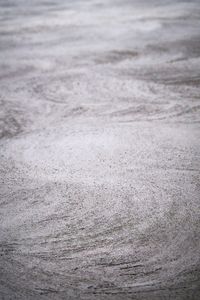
0;0;200;299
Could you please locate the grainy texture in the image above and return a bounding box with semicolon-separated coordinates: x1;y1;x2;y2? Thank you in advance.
0;0;200;299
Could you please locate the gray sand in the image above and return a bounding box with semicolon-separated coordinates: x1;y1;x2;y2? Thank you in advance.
0;0;200;299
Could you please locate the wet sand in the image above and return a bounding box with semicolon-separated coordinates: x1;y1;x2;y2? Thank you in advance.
0;0;200;299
